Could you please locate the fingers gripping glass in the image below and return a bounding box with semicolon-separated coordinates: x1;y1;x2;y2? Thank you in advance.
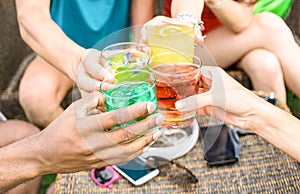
145;156;198;184
91;166;121;189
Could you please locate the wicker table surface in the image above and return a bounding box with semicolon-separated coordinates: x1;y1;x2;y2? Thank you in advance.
55;122;300;193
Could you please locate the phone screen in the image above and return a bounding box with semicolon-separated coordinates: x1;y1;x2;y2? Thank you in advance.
115;157;157;181
200;124;238;166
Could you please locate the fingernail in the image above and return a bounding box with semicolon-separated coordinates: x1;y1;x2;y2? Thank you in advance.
143;146;150;153
147;102;157;113
152;130;161;140
155;114;164;125
175;100;186;110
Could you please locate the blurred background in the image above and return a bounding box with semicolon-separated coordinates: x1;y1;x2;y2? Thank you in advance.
0;0;299;193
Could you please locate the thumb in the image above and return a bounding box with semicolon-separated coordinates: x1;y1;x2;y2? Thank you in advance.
175;92;213;112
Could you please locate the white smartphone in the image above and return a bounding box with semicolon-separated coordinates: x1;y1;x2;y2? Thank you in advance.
113;157;159;186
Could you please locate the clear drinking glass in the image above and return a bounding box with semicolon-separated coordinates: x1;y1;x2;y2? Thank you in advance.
100;42;152;73
148;52;201;129
146;19;195;61
100;69;157;129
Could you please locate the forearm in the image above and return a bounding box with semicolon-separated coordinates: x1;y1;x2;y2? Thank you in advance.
131;0;154;26
205;0;254;33
16;4;85;80
0;134;48;193
131;0;155;42
249;102;300;162
171;0;204;21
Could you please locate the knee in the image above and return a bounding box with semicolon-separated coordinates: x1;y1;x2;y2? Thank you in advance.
244;53;283;80
257;56;283;82
2;120;40;142
19;86;42;110
18;75;59;127
19;75;55;110
11;120;40;138
255;12;290;34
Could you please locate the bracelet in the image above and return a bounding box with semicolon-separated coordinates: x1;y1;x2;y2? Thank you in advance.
175;12;205;31
206;0;227;9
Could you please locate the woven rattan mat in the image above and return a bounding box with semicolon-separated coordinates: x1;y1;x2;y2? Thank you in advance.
55;132;300;193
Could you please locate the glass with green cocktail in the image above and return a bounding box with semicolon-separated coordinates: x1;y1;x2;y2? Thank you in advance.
100;42;152;73
100;70;157;129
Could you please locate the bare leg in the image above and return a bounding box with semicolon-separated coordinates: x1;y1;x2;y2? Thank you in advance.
237;49;286;103
19;57;73;128
204;12;300;98
0;120;41;194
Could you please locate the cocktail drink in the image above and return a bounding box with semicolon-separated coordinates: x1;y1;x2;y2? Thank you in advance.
100;70;157;129
146;19;194;62
148;52;201;128
101;42;152;73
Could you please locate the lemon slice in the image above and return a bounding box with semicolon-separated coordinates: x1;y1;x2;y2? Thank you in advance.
159;26;182;36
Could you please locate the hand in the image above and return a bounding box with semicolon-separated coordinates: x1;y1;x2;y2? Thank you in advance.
76;49;111;96
141;16;205;44
37;91;163;174
175;66;269;130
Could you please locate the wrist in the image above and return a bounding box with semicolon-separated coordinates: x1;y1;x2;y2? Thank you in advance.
0;135;45;185
69;46;86;81
21;134;47;177
245;97;284;135
175;12;204;31
234;92;274;132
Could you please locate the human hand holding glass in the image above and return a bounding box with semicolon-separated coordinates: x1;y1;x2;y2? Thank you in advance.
175;66;300;163
76;43;151;96
36;91;163;174
76;49;110;96
174;66;266;127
